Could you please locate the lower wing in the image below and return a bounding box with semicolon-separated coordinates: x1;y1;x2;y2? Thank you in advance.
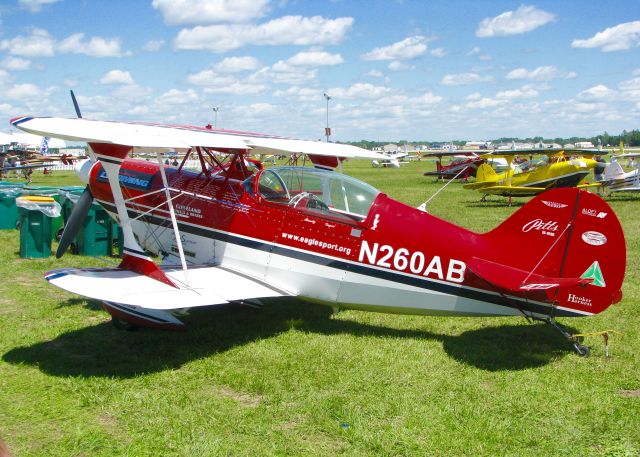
45;264;292;310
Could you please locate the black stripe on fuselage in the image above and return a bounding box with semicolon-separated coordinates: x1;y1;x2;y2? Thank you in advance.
98;200;583;317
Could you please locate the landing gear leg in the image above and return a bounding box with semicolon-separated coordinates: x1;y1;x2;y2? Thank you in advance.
542;317;590;356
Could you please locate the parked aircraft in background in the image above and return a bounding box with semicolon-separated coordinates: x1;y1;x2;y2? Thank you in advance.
463;149;605;203
601;153;640;193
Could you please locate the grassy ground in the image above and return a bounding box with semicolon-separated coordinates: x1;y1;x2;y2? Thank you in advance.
0;163;638;456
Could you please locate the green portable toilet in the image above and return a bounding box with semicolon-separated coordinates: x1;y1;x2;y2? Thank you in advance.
0;186;24;229
74;201;113;256
16;196;60;258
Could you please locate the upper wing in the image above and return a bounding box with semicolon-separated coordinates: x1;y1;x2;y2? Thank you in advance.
10;116;386;160
45;264;293;310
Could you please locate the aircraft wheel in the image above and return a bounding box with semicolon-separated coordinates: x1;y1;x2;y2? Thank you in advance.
55;227;64;241
111;316;138;331
575;344;590;357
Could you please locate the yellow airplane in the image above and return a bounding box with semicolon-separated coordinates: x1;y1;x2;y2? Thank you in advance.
463;149;603;200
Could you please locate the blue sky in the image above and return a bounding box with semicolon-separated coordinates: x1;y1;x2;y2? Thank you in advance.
0;0;639;141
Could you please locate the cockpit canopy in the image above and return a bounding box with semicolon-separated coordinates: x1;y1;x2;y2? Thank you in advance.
254;166;381;219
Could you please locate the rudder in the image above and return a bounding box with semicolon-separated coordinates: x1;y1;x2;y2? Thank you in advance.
482;188;625;316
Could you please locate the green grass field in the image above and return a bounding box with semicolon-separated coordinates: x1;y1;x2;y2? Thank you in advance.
0;162;638;456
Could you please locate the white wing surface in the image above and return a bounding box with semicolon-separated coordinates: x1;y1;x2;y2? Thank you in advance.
11;116;386;160
45;265;292;310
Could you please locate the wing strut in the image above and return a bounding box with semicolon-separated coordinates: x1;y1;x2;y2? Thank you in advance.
155;152;190;286
90;143;177;288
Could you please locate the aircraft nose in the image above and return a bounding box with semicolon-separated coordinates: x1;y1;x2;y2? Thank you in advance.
75;158;94;184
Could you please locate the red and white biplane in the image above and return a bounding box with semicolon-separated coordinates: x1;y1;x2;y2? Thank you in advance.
10;116;627;355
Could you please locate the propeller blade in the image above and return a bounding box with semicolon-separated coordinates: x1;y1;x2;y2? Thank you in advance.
56;186;93;258
70;90;82;118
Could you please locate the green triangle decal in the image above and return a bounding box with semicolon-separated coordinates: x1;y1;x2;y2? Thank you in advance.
581;261;606;287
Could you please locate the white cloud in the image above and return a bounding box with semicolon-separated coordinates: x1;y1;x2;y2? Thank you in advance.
204;82;266;95
414;91;444;105
466;92;482;100
4;83;46;100
274;86;322;102
0;28;129;58
175;16;353;52
239;102;279;116
214;56;261;72
0;70;13;85
156;88;200;106
388;61;414;71
430;48;446;58
187;65;268;92
186;69;236;86
361;36;428;61
571;102;605;113
619;77;640;92
577;84;616;100
57;33;128;57
327;83;392;99
251;62;318;85
143;40;165;52
286;50;343;67
506;66;576;81
112;84;153;101
618;77;640;100
466;97;504;109
99;70;135;85
152;0;269;25
2;57;31;71
18;0;61;13
0;28;55;57
476;5;555;38
496;85;539;99
572;21;640;52
368;69;384;78
441;72;493;86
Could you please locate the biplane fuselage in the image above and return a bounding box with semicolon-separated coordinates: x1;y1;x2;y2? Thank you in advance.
87;154;622;319
10;116;626;353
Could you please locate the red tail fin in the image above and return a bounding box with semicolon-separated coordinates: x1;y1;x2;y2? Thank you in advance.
481;188;625;315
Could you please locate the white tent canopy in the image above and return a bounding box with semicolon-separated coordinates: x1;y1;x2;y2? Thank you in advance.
0;131;67;149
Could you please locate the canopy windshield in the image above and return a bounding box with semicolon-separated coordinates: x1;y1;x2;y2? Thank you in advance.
257;166;381;219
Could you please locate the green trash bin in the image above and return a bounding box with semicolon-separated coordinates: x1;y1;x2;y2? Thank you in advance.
57;186;85;238
0;186;24;229
15;196;61;258
112;223;123;257
74;201;113;256
22;186;64;237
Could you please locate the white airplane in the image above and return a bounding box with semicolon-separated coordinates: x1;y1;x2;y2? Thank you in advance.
371;151;408;168
602;153;640;192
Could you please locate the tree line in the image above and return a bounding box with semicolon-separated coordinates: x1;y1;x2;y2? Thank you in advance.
344;129;640;149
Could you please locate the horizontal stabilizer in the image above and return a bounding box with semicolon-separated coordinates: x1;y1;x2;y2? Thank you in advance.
45;265;292;310
467;257;591;293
